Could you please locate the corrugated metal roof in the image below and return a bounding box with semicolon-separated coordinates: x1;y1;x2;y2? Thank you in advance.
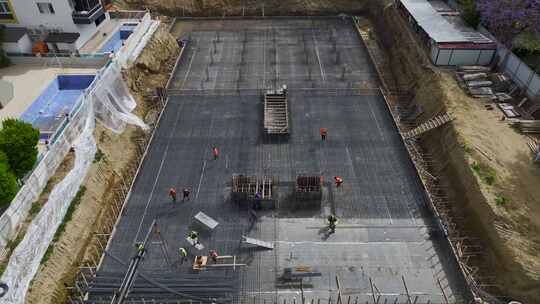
399;0;467;43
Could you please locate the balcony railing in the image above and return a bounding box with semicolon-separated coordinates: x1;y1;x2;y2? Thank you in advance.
72;3;104;24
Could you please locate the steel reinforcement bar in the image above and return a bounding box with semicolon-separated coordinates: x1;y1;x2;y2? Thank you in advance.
353;14;487;302
67;43;186;303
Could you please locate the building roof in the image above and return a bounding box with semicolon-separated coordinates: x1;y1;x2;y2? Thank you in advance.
1;26;28;43
44;32;80;44
399;0;467;43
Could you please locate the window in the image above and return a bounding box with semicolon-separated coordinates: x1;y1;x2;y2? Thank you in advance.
0;1;11;13
36;2;55;14
0;0;12;13
0;0;14;20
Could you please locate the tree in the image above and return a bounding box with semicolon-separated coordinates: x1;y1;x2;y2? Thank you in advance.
0;119;40;179
0;151;18;206
477;0;540;48
458;0;481;29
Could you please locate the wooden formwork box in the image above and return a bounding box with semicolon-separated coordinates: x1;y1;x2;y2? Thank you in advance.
231;174;277;209
263;89;289;136
294;175;322;208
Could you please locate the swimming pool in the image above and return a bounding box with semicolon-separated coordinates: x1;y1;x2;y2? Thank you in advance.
20;74;95;141
99;23;137;53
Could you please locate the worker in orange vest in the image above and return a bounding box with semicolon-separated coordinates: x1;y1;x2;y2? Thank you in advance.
212;146;219;160
320;128;328;141
334;176;343;188
169;188;177;203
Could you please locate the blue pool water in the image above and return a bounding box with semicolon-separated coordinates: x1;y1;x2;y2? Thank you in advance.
99;24;137;53
20;75;95;139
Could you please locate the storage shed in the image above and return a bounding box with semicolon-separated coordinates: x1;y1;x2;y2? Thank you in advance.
396;0;496;66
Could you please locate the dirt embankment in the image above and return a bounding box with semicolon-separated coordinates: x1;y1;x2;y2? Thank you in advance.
366;3;540;302
116;0;368;16
26;25;179;304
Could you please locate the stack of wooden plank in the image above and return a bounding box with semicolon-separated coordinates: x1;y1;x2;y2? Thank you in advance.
455;66;514;100
497;103;520;118
526;138;540;162
458;66;491;73
508;119;540;134
264;87;289;135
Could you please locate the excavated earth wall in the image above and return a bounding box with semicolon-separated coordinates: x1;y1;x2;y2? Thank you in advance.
365;3;540;302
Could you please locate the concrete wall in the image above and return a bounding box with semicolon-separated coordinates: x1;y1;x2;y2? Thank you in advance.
2;33;32;53
7;54;108;68
430;45;495;66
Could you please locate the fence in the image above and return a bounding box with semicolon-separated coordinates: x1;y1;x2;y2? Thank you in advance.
7;53;109;68
109;10;147;20
494;45;540;98
0;11;159;251
0;79;97;252
115;12;160;67
0;12;160;303
65;39;184;304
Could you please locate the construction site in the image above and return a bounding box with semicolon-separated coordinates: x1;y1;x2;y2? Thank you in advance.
68;17;470;303
1;1;539;304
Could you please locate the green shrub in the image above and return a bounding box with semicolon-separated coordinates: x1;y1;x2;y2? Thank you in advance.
495;194;509;206
0;151;18;206
41;186;86;265
93;148;105;163
459;0;481;29
0;118;40;179
470;161;496;185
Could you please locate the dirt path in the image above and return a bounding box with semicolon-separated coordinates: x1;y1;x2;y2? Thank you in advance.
25;25;180;304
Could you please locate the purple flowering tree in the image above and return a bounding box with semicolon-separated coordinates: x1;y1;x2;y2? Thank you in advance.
476;0;540;48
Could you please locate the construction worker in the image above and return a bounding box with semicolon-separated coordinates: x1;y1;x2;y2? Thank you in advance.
135;242;145;255
209;249;219;263
182;188;191;201
334;176;343;188
169;188;177;203
320;128;328;141
327;214;338;234
188;230;199;245
253;191;262;210
212;146;219;160
179;247;188;264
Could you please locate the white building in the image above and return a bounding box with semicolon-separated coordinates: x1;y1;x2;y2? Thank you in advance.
0;0;107;52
